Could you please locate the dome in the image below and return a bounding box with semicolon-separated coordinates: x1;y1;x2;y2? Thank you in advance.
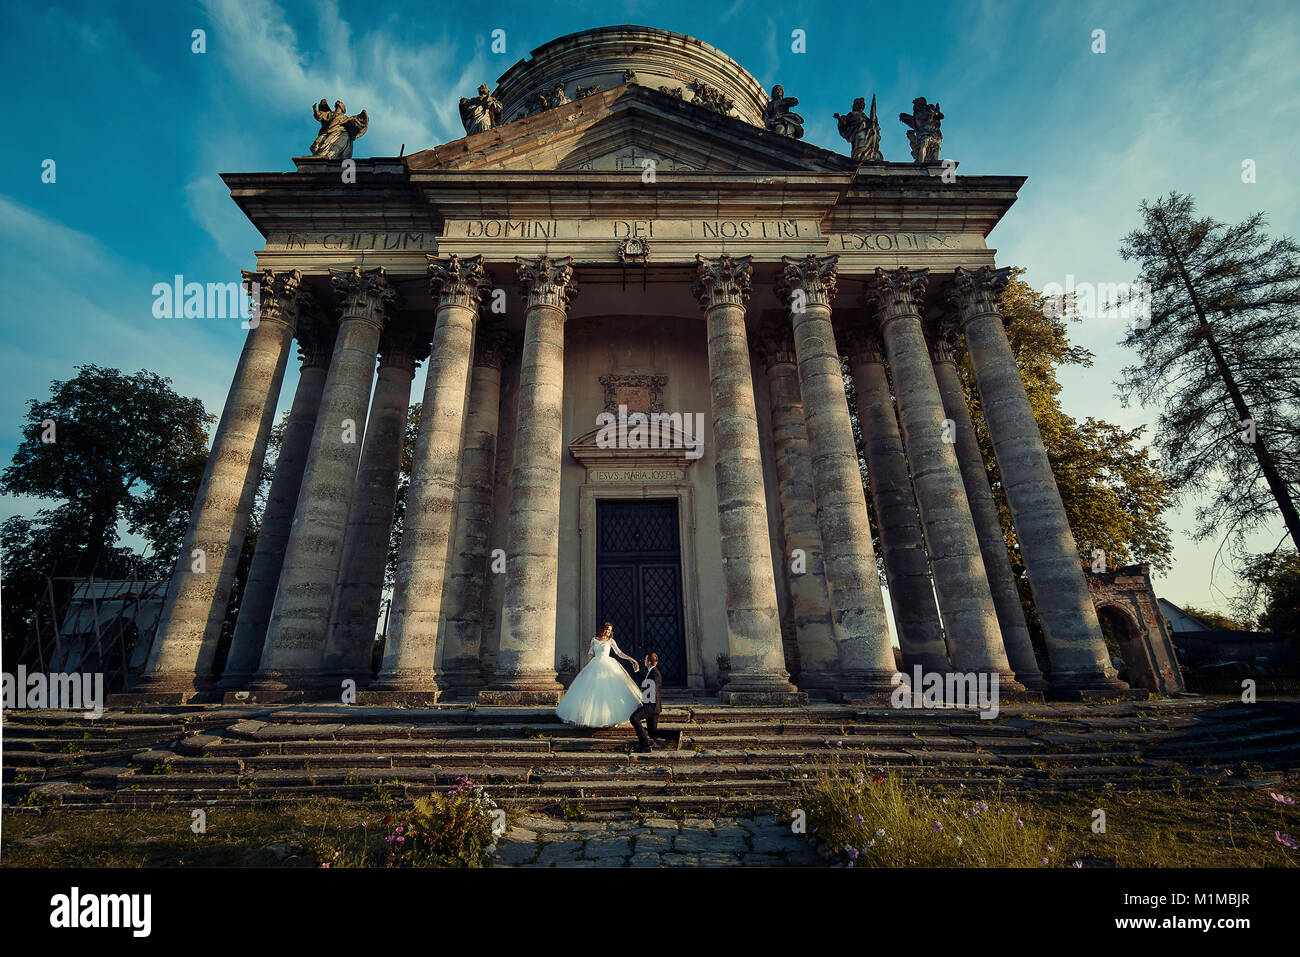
492;25;768;127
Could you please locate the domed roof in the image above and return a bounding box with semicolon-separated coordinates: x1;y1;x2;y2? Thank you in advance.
492;25;768;127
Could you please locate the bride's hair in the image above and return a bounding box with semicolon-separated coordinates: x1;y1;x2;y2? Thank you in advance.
601;621;613;633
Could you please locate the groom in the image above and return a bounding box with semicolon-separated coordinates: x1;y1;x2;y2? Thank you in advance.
629;652;663;753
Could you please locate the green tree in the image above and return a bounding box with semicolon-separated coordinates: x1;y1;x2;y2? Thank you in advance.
1179;605;1252;632
1233;549;1300;637
1117;191;1300;553
1;365;213;653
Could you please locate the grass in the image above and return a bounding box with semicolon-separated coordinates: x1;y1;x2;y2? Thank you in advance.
800;761;1300;867
3;792;519;868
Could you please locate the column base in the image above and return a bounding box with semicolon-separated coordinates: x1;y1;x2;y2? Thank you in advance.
121;672;215;704
899;651;954;675
1012;670;1051;692
478;671;565;706
355;689;443;706
830;668;902;704
249;671;338;694
1045;671;1133;698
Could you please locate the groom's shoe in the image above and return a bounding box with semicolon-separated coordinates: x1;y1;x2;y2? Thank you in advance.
635;743;652;753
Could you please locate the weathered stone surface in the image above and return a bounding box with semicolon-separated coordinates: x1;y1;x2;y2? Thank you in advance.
694;254;797;699
843;324;950;674
950;267;1124;692
257;267;396;688
778;256;895;696
486;257;577;696
864;268;1020;690
325;325;421;682
138;271;302;695
380;256;489;691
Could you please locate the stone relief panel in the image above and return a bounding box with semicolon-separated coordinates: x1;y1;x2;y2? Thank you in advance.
600;373;668;414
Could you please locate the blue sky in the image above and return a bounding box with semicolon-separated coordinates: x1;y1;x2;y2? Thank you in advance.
2;0;1298;613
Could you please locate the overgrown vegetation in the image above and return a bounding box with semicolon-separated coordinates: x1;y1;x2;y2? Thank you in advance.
800;762;1300;867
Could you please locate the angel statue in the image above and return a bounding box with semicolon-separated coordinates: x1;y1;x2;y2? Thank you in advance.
899;97;943;163
835;94;882;162
459;83;503;135
310;100;368;160
762;84;804;138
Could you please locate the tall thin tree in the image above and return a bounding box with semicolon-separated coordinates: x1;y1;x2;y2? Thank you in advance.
1117;192;1300;554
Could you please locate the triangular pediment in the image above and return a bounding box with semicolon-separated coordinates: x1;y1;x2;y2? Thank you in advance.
406;85;857;174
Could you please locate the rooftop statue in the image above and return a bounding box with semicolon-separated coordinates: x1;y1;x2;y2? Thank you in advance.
762;84;804;139
309;99;368;159
459;83;503;135
835;94;883;162
899;96;943;163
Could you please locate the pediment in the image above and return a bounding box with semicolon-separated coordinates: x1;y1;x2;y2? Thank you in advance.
568;416;704;471
406;84;857;175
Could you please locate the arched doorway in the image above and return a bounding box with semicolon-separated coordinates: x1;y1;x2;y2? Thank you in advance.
1096;604;1159;691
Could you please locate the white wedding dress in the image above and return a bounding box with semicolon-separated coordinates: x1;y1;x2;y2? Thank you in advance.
555;637;644;727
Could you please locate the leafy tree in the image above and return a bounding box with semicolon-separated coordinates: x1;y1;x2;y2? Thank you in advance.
1117;191;1300;554
1233;549;1300;637
1179;605;1252;632
1;365;212;654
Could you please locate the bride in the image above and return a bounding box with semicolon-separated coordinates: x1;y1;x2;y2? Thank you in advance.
555;622;644;727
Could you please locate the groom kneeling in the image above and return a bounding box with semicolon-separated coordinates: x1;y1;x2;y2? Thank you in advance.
629;653;663;753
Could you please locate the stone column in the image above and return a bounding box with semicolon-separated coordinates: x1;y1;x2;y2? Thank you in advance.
376;255;491;694
693;254;801;703
254;266;396;689
928;317;1047;689
321;321;424;684
948;266;1125;691
134;269;301;698
220;307;335;687
480;256;577;704
842;322;951;675
777;256;897;698
863;267;1022;690
752;317;839;692
436;323;508;695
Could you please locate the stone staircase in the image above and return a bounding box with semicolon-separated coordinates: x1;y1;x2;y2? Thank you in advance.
5;697;1299;814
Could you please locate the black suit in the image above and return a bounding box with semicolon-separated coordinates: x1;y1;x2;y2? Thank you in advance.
629;665;663;748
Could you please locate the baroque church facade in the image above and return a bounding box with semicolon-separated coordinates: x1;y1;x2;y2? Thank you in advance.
133;25;1127;705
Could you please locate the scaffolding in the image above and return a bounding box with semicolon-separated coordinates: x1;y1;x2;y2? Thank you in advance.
12;577;168;694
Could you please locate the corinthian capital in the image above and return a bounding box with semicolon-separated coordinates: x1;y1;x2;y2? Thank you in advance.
693;254;753;310
861;266;929;326
240;268;304;332
294;295;337;369
516;255;578;310
329;265;398;327
777;254;839;309
378;319;428;376
925;317;960;365
946;266;1013;324
428;254;492;309
839;320;886;365
473;320;511;370
751;314;798;369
